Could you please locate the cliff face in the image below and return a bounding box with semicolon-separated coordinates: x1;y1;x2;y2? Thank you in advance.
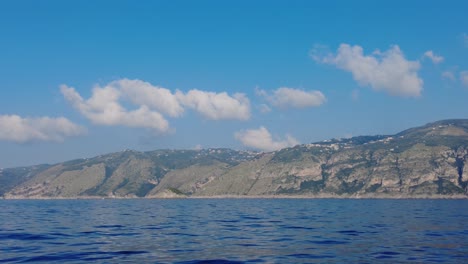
1;119;467;198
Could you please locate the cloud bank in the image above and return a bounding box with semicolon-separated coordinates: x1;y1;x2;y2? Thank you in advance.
61;79;251;133
234;126;299;152
312;44;423;97
0;115;86;143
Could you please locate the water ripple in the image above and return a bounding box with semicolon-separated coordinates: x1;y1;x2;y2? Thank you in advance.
1;199;467;263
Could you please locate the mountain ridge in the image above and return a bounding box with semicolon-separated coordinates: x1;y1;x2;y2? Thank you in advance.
1;119;467;199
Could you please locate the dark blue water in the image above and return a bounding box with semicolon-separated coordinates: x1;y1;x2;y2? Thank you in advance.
1;199;467;263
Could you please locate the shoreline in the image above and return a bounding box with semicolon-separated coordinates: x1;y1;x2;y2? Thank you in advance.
2;194;467;200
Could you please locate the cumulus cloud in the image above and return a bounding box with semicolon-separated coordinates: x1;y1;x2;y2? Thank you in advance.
113;79;184;117
176;89;250;120
312;44;423;97
0;115;86;143
256;86;326;110
423;50;444;64
234;126;299;152
460;71;468;87
61;79;252;133
60;84;170;133
442;71;456;81
261;87;326;109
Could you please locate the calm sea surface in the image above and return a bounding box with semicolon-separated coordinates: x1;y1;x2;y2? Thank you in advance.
0;199;467;263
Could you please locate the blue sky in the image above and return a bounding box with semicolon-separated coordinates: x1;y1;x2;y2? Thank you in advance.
1;0;467;167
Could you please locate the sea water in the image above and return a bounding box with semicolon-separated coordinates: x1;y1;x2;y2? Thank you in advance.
1;199;467;263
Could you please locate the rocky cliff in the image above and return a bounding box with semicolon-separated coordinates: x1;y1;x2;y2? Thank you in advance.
1;119;467;198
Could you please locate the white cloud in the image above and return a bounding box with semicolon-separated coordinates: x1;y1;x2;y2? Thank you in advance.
460;71;468;87
258;104;272;113
234;126;299;152
312;44;423;97
423;50;444;64
61;79;252;133
442;71;456;81
0;115;86;143
176;89;250;120
255;86;268;97
113;79;184;117
257;87;326;110
60;85;170;133
260;87;326;109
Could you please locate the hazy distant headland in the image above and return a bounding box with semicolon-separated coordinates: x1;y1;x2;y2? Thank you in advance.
1;119;467;199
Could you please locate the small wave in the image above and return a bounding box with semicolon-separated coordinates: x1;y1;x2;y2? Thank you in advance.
271;237;294;242
112;250;148;255
425;232;443;237
166;232;199;237
176;260;245;264
372;251;401;259
280;225;315;230
19;250;149;262
93;224;125;229
0;233;55;241
309;239;349;245
337;230;363;236
234;243;258;247
286;253;335;259
377;251;401;255
240;216;262;220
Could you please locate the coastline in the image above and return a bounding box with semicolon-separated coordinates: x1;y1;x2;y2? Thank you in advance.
2;193;467;200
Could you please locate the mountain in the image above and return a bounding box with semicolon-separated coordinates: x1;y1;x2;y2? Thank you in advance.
1;119;467;199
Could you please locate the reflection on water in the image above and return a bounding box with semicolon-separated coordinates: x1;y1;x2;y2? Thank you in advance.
1;199;467;263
